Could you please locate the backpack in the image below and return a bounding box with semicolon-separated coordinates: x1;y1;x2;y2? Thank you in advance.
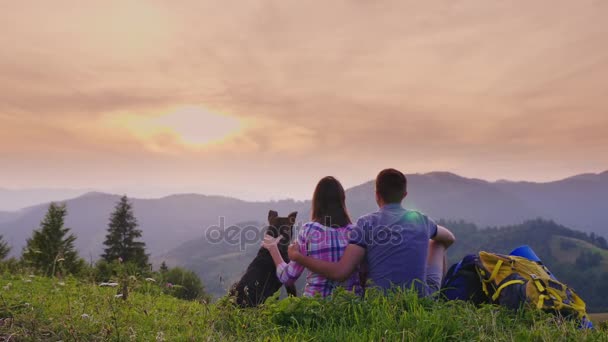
476;251;588;321
442;251;590;325
441;254;490;305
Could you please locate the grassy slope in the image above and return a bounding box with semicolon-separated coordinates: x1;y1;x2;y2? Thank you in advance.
0;275;607;341
550;236;608;268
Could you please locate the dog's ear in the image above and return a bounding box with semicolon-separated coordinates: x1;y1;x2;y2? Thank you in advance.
288;211;298;224
268;210;279;221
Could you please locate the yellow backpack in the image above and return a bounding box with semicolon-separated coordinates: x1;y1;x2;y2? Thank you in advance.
476;251;588;321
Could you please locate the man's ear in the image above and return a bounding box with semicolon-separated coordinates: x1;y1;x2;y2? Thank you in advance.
268;210;279;221
288;211;298;223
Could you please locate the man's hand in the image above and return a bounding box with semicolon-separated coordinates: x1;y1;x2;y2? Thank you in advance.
292;243;365;282
288;242;302;262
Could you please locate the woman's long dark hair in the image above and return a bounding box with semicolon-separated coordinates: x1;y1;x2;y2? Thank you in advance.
311;176;352;228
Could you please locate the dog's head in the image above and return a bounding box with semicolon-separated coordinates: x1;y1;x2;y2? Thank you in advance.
266;210;297;242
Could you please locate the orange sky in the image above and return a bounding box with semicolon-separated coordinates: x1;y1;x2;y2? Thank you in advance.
1;0;607;200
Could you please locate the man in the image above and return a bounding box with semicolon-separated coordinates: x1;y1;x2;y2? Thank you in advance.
288;168;455;296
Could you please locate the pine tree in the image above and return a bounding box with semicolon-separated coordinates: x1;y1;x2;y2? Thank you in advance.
0;235;11;260
102;195;149;269
160;261;169;273
22;203;80;276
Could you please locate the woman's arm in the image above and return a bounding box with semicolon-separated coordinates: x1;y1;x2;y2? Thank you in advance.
262;235;287;267
262;235;305;285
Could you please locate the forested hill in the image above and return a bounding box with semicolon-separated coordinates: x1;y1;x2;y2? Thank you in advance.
442;219;608;312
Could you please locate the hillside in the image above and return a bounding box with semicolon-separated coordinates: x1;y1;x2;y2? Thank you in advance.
0;170;607;263
0;275;605;341
159;221;265;295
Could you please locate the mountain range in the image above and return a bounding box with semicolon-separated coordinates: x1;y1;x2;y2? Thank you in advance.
0;188;90;212
0;170;606;262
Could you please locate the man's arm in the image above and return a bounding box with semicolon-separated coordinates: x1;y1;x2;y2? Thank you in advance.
288;243;365;282
433;225;455;248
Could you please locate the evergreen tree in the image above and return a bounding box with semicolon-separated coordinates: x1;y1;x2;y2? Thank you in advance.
0;235;11;260
160;261;169;273
22;203;80;276
102;195;149;268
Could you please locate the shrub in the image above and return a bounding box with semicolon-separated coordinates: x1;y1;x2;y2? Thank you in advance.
163;267;209;301
0;257;22;274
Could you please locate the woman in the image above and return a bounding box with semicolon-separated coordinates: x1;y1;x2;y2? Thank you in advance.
262;176;362;297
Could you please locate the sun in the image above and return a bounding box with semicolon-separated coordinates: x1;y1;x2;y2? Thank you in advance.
151;107;242;146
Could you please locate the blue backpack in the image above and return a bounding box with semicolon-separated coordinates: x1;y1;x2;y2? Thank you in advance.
441;254;490;305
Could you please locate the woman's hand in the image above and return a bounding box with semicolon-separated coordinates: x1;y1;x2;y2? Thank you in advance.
288;242;302;262
262;234;283;252
263;235;287;267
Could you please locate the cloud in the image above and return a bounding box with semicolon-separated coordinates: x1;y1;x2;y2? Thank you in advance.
0;0;607;198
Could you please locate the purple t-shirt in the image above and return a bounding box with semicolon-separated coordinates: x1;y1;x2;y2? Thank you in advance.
349;203;438;295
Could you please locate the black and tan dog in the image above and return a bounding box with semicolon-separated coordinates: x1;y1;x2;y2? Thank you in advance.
229;210;298;307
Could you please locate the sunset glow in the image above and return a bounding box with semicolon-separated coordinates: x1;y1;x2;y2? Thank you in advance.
112;108;243;150
0;0;607;200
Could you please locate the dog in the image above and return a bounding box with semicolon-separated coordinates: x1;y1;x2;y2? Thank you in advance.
229;210;298;307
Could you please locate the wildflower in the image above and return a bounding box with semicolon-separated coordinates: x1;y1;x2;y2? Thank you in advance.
25;279;32;283
81;313;90;319
118;257;123;263
156;331;165;342
145;278;156;283
129;275;137;281
24;303;31;307
57;282;65;287
99;282;119;287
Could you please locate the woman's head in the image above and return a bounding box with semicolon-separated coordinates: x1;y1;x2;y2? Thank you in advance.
311;176;351;228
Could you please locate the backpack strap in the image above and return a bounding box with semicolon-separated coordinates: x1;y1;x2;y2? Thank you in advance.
491;279;526;302
480;259;504;296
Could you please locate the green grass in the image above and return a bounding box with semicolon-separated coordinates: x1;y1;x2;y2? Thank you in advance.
0;275;606;341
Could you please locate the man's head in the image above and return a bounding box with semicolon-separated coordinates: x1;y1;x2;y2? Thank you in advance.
375;168;407;207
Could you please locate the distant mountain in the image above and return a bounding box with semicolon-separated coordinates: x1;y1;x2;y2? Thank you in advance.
346;171;608;234
0;211;14;225
0;188;90;211
0;192;305;259
0;170;606;263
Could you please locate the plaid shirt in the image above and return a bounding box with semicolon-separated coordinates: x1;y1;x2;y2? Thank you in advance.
276;222;362;297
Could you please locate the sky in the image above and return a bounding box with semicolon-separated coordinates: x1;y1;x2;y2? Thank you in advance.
1;0;607;201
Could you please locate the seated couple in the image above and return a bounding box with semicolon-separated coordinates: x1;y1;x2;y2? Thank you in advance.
263;168;455;298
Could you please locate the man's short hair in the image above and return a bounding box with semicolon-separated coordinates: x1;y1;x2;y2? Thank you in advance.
376;169;407;203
